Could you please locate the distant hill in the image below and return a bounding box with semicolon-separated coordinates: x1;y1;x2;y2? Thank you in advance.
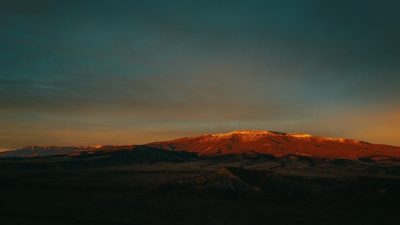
0;146;94;158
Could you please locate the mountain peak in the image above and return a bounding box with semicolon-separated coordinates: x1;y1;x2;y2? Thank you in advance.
207;130;362;143
212;130;284;136
207;130;302;142
211;130;314;138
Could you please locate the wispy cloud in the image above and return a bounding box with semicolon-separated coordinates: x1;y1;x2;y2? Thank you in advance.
1;0;399;148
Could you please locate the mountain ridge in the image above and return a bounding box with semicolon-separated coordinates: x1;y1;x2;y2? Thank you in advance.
147;130;400;159
1;130;400;159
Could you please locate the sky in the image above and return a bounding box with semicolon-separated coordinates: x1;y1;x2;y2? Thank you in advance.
1;0;400;150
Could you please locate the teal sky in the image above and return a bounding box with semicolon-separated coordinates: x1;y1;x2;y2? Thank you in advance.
1;0;400;149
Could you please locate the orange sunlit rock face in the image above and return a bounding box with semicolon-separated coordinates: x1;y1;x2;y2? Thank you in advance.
3;130;400;159
149;130;400;159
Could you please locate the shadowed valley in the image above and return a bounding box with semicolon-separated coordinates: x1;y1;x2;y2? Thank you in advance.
1;131;400;225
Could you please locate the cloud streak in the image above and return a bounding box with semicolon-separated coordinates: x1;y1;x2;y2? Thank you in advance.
1;0;399;148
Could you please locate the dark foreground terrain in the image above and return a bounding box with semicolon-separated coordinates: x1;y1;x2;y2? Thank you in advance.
1;151;400;225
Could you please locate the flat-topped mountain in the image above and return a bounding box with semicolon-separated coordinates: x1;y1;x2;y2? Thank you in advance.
148;130;400;159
